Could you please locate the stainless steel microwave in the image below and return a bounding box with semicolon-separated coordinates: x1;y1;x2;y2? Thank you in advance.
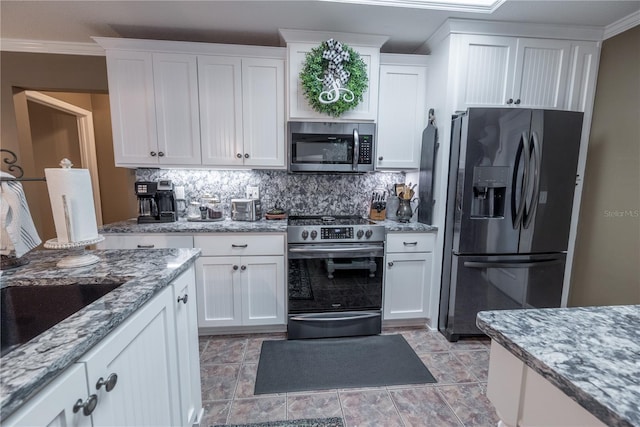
288;122;376;173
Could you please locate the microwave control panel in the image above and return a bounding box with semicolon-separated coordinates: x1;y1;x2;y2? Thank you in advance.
359;136;373;164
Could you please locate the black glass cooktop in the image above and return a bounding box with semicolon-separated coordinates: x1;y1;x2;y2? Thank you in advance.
1;281;125;357
288;215;375;227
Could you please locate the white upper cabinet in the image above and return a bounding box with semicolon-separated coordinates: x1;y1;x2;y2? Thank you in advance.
454;34;573;110
376;61;428;170
153;53;202;165
96;37;285;169
242;58;286;167
198;56;244;166
105;50;159;166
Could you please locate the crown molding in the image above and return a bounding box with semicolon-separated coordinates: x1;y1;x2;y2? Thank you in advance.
0;38;105;56
279;29;389;48
603;9;640;40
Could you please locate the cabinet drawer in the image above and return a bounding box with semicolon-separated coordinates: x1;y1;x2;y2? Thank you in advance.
386;233;435;253
194;234;285;256
98;234;194;249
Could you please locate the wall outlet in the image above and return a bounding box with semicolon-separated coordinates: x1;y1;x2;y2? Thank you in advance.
246;186;259;199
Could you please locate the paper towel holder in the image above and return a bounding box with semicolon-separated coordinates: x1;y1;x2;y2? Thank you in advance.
44;235;105;268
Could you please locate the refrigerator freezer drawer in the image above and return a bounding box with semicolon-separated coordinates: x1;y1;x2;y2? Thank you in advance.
440;253;566;341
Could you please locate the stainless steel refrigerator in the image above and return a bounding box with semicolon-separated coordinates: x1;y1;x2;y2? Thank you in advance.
439;108;583;341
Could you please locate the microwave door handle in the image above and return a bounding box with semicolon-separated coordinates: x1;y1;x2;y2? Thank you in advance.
352;128;360;172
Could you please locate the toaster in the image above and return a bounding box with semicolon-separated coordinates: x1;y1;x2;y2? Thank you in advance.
231;198;262;221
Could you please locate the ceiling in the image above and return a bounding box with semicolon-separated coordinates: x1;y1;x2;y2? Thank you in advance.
1;0;639;54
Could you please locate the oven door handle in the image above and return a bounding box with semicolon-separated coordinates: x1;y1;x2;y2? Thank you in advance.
288;245;383;253
290;312;380;322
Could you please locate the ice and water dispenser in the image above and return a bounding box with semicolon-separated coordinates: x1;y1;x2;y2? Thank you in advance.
471;166;509;218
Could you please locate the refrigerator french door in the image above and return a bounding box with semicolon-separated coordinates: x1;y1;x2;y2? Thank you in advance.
440;108;583;341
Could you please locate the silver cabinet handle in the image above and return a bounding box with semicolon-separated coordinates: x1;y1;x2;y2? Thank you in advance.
240;265;247;271
236;153;242;159
96;373;118;392
158;151;165;157
244;153;250;159
177;294;188;304
403;241;418;246
73;395;98;416
388;261;394;267
232;244;248;248
150;151;157;157
137;244;155;249
233;265;239;270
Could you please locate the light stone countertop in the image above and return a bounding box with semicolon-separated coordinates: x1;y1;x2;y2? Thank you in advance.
477;305;640;427
0;248;200;421
99;217;437;234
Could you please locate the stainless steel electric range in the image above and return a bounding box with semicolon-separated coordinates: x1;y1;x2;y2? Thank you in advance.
287;215;385;339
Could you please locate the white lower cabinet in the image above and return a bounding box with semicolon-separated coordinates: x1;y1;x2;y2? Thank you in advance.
383;233;434;320
194;234;286;330
4;266;202;427
3;364;92;427
97;234;194;250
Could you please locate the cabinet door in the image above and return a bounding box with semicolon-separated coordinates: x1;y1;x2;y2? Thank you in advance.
97;234;194;249
242;58;286;168
172;266;203;426
565;42;599;112
240;256;285;326
288;42;379;121
153;53;202;165
3;364;92;427
376;65;427;170
383;252;432;320
455;35;517;109
105;50;159;166
512;38;571;109
198;56;244;166
82;287;181;427
196;256;243;327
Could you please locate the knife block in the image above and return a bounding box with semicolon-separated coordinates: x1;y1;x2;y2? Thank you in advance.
369;204;386;221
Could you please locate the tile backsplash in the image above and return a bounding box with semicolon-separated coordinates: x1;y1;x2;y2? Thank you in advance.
136;169;405;217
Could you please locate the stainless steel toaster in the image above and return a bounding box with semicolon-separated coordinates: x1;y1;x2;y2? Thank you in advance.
231;198;262;221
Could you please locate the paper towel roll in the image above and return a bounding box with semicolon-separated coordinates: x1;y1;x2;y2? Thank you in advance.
45;165;99;243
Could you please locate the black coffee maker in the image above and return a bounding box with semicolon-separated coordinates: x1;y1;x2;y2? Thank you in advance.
135;180;177;223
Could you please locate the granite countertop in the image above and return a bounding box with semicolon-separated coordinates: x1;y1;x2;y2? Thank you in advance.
477;305;640;427
99;218;437;234
0;248;200;421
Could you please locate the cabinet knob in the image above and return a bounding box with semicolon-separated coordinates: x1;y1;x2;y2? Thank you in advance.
96;373;118;392
233;265;239;270
506;99;514;105
158;151;165;157
236;153;242;159
378;156;383;161
177;294;188;304
388;261;394;267
244;153;250;159
514;99;521;105
150;151;157;157
73;394;98;416
241;265;247;271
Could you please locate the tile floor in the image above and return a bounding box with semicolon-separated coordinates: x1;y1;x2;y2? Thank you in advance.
199;328;499;427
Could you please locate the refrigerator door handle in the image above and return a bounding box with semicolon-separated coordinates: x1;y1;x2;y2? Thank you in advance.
523;131;542;229
463;259;563;269
511;131;530;229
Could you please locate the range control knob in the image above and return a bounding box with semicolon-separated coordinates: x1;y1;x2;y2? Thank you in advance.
310;230;318;240
356;230;364;239
365;229;373;239
301;230;309;240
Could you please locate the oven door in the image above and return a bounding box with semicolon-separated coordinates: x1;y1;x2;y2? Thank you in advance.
287;243;384;339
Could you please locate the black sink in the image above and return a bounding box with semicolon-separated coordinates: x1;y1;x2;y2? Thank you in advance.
1;279;128;357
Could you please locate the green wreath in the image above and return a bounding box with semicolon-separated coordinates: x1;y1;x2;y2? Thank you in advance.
299;40;368;117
